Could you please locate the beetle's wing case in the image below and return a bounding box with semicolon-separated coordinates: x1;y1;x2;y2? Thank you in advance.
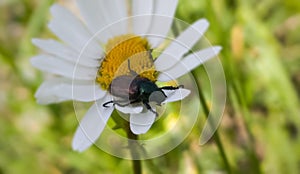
109;75;139;100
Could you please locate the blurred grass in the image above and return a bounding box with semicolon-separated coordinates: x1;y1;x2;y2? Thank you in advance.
1;0;300;173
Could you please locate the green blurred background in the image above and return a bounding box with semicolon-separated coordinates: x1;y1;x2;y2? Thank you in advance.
1;0;300;173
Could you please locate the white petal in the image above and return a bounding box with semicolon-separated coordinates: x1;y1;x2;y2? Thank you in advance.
72;96;114;152
155;19;209;71
157;46;222;82
132;0;153;34
49;4;102;58
153;0;178;15
36;92;70;105
99;0;128;36
162;88;190;104
31;55;97;80
75;0;113;43
130;110;156;134
35;77;106;104
115;105;144;114
147;0;178;47
32;39;100;67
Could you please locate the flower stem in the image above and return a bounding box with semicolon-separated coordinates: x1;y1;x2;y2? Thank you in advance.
192;72;232;174
139;144;163;174
126;127;142;174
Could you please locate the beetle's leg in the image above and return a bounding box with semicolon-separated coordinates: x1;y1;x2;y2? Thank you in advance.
103;100;114;107
159;85;184;98
143;101;158;117
103;101;130;107
160;90;167;98
103;100;140;107
129;99;141;104
127;59;138;76
113;99;140;107
159;85;184;90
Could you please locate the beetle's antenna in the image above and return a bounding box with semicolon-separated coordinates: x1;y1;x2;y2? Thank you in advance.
159;85;184;90
148;49;155;61
127;59;138;76
102;101;114;107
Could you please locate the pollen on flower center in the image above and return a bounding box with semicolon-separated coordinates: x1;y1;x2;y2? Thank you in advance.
96;34;157;90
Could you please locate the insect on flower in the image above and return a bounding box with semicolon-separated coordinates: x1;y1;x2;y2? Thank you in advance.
103;59;183;116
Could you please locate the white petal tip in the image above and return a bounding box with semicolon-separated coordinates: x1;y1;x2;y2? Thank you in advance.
31;38;39;44
30;56;39;67
213;46;222;54
30;58;36;67
197;19;209;29
71;141;90;153
183;89;191;98
129;111;156;134
130;124;150;135
71;98;114;152
72;146;86;153
71;132;93;153
50;4;61;13
162;88;191;103
47;21;54;29
72;144;81;152
36;100;48;105
201;18;209;24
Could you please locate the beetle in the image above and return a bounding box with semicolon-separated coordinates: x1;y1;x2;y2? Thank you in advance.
102;59;183;116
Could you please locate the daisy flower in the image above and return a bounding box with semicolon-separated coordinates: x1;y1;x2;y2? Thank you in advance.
31;0;221;152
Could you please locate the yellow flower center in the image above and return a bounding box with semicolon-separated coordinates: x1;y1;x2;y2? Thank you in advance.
96;34;157;90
